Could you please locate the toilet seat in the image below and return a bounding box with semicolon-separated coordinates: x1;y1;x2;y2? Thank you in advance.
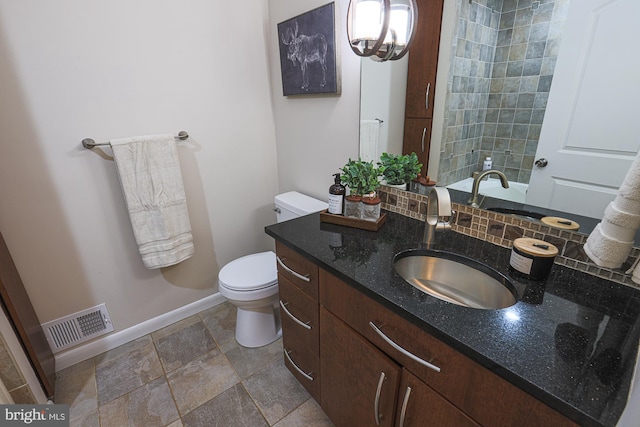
218;251;277;291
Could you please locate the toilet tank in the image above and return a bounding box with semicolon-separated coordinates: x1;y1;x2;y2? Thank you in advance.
275;191;327;223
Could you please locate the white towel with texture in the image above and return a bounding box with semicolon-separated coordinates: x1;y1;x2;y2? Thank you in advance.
618;151;640;202
111;134;194;269
584;224;634;269
584;151;640;269
359;120;380;163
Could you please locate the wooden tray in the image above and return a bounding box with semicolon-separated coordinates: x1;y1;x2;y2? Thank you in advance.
319;210;386;231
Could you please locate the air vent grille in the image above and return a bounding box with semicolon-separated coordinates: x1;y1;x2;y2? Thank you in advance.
42;303;114;353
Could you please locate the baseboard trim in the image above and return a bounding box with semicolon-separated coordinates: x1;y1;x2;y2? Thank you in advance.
54;293;226;371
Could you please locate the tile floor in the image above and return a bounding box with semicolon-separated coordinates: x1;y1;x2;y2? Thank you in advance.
54;302;334;427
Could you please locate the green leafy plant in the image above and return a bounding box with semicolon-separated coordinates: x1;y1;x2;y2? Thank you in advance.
340;158;384;196
378;152;422;185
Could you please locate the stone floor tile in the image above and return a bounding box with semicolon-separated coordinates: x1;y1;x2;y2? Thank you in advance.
221;337;283;379
55;359;97;422
166;349;239;416
151;315;201;342
93;335;153;367
181;382;268;427
68;408;100;427
272;398;334;427
199;302;237;347
243;358;310;425
95;337;163;405
153;318;217;373
99;377;179;427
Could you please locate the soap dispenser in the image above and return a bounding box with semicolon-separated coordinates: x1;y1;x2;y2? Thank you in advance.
482;156;492;180
328;173;345;215
483;156;492;171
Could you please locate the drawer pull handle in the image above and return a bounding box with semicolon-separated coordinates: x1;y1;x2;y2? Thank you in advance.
279;300;312;330
277;256;310;282
374;371;386;425
369;322;441;373
284;349;314;381
398;386;412;427
425;82;430;111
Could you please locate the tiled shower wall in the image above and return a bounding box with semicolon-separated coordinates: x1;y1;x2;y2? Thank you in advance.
438;0;570;186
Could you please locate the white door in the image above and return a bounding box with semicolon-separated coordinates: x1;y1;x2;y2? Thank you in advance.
525;0;640;219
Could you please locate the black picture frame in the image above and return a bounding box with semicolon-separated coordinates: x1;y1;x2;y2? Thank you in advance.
277;2;340;96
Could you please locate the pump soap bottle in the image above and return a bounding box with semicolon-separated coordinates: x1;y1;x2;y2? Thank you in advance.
328;173;345;215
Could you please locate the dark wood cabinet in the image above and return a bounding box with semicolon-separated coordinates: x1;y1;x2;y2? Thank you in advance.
320;269;577;427
277;242;577;427
396;369;479;427
276;241;320;400
402;118;432;177
404;0;445;119
403;0;445;177
320;307;400;427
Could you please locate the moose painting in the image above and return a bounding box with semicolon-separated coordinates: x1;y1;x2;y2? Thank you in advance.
277;3;339;96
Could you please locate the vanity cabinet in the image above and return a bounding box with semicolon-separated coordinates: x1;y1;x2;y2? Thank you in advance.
320;269;577;427
275;241;320;400
320;306;478;427
403;0;445;177
276;241;578;426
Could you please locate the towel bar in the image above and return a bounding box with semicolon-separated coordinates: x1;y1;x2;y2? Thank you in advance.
82;131;189;149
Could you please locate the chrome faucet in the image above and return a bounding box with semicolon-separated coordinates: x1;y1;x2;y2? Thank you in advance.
469;170;509;208
423;187;453;247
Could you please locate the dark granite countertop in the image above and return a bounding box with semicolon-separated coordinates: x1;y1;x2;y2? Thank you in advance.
265;210;640;427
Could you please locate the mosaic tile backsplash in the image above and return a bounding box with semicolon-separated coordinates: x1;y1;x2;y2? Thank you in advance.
378;186;640;289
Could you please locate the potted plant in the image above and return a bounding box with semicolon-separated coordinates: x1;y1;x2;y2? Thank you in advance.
378;152;422;190
340;158;384;220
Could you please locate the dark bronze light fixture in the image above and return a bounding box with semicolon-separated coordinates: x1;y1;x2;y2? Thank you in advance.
347;0;418;61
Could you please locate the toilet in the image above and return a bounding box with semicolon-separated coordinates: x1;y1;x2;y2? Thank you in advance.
218;192;327;348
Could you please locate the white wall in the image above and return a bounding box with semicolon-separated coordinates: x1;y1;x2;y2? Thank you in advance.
0;1;279;333
268;0;361;201
360;58;408;157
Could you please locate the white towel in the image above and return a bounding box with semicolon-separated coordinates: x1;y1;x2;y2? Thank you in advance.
618;152;640;202
584;224;633;269
111;134;194;269
597;202;640;242
359;120;380;163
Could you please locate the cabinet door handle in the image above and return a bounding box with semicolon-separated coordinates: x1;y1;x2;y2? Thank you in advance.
425;82;431;111
421;127;427;152
374;371;386;426
279;300;311;330
276;256;310;282
284;349;314;381
369;322;441;373
398;386;412;427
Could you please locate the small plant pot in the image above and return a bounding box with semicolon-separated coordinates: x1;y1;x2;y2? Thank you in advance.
344;195;363;218
361;197;381;222
385;182;407;191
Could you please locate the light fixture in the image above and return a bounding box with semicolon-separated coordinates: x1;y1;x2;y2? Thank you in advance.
347;0;417;62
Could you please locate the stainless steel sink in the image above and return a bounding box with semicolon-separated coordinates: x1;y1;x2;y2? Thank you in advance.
394;250;517;309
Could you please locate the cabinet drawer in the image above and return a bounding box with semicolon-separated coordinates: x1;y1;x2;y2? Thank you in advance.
320;269;577;427
276;241;319;300
283;345;320;401
279;275;319;355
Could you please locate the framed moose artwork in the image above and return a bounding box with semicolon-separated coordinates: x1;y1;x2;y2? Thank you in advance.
277;2;340;96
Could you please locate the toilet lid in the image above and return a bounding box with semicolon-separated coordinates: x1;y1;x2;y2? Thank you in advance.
218;251;277;291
